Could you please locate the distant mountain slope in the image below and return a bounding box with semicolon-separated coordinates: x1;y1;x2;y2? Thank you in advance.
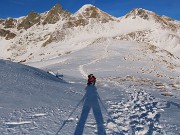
0;4;179;62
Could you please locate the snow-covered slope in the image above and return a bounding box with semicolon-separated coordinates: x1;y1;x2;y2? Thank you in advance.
0;59;86;134
0;59;70;108
117;8;180;57
1;38;180;134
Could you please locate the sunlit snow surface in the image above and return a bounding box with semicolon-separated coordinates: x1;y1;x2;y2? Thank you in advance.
1;39;180;134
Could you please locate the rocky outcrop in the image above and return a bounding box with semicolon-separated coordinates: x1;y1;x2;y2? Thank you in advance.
17;11;41;30
75;4;115;22
42;30;66;47
125;8;178;31
63;4;116;28
42;4;71;25
4;18;17;28
114;30;151;43
0;18;17;28
63;18;88;28
0;19;5;24
125;8;150;20
0;29;16;39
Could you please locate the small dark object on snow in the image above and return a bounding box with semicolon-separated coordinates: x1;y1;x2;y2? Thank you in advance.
87;74;96;85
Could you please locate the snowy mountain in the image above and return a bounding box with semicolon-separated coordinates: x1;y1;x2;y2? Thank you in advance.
118;8;180;56
0;4;180;135
0;4;179;62
73;4;116;23
124;8;179;31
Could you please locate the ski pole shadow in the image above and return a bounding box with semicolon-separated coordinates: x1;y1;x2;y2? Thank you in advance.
74;85;106;135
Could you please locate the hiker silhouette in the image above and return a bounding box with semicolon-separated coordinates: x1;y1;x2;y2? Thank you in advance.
74;85;106;135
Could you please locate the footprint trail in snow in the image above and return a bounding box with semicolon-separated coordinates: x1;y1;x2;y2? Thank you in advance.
105;88;168;135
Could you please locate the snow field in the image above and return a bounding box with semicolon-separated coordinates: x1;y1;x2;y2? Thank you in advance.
0;38;180;134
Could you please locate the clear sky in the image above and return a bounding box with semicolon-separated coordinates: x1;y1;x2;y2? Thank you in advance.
0;0;179;20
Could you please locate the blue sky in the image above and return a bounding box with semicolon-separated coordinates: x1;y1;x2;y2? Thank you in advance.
0;0;179;20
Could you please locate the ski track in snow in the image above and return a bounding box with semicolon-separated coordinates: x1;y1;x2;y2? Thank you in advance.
79;39;110;78
5;121;32;128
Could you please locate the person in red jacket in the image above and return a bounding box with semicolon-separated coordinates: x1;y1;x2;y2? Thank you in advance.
87;74;96;85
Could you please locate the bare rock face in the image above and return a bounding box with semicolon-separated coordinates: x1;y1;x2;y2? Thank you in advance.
63;18;88;28
0;18;17;39
17;11;41;30
76;4;115;22
0;19;5;24
3;18;17;28
42;4;71;25
125;8;178;31
63;4;116;28
42;30;67;47
125;8;150;20
16;4;70;29
5;32;16;40
0;18;17;29
0;29;8;37
0;29;16;39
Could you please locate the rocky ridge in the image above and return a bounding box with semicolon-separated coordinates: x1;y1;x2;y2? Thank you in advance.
124;8;179;31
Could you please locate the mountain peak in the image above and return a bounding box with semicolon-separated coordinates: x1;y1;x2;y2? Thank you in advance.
77;4;96;12
74;4;115;21
124;8;178;31
51;3;63;11
75;4;98;16
42;3;71;25
125;8;152;20
17;11;41;30
62;4;116;29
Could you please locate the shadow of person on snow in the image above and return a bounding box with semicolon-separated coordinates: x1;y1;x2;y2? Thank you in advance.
74;85;106;135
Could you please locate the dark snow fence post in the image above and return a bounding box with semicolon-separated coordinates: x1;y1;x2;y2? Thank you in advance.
55;94;86;135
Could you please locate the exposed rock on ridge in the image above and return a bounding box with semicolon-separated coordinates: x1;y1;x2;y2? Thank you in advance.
125;8;178;31
63;4;116;28
17;11;41;30
0;29;16;39
42;4;71;25
4;18;17;28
